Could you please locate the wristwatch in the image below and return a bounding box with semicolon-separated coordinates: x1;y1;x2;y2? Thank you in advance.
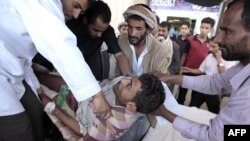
217;63;225;67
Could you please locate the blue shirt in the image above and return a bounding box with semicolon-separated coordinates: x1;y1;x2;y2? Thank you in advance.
174;63;250;141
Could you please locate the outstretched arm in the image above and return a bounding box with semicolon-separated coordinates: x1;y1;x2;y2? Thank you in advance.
182;67;203;75
153;71;183;85
35;71;111;119
114;52;132;76
39;93;82;135
150;104;177;123
35;72;66;92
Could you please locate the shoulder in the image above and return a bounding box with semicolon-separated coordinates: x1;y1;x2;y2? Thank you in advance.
118;35;128;44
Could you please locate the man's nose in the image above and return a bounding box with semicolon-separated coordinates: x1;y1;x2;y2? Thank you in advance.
73;9;81;19
130;29;137;36
213;32;223;44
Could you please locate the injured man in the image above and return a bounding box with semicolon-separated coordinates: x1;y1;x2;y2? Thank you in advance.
37;72;175;141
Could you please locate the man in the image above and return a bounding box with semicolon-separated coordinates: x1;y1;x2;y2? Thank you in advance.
66;1;132;80
182;37;238;114
0;0;110;141
175;21;191;68
152;0;250;140
117;4;172;76
177;17;215;105
38;73;166;140
118;21;128;37
158;21;180;75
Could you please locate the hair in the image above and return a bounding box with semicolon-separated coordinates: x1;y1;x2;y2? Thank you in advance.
84;0;111;25
155;15;160;25
181;21;190;28
201;17;215;28
134;74;165;114
127;15;149;29
228;0;250;31
159;21;171;31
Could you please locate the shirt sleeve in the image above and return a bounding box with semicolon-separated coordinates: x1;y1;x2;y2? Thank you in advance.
13;0;101;101
173;116;222;141
103;26;122;54
182;75;222;95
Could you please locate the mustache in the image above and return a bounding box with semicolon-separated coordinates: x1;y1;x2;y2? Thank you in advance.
128;36;138;39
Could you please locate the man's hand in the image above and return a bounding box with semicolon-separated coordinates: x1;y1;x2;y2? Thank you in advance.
38;93;53;108
150;104;177;123
150;104;166;117
92;92;111;119
151;71;168;82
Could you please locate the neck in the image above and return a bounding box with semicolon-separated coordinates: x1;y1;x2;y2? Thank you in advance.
197;34;207;43
134;39;146;58
181;34;189;40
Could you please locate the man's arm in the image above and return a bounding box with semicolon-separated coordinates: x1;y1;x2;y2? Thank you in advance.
114;52;132;76
180;53;187;69
153;72;183;85
39;93;82;135
151;104;177;123
103;26;132;76
182;67;203;75
150;104;220;141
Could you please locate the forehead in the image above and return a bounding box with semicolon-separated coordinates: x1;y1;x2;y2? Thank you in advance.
220;3;244;30
75;0;89;10
180;25;189;29
158;26;168;31
127;18;146;28
200;23;212;28
91;17;109;29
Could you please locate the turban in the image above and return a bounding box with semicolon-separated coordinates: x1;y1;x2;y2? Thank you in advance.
118;21;128;30
123;4;157;30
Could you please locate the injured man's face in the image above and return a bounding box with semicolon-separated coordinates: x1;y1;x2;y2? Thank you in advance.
112;74;165;114
113;76;142;108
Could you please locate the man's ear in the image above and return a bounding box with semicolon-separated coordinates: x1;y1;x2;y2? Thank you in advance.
126;102;137;112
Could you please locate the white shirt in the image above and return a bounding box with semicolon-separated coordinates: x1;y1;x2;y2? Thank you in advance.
199;54;239;75
0;0;100;116
130;44;148;76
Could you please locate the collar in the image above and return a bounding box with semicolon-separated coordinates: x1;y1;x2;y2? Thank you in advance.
193;34;210;43
230;63;250;90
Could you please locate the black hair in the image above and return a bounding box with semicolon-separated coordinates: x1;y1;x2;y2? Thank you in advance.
84;0;111;25
201;17;215;28
180;21;191;28
228;0;250;31
159;21;171;31
134;74;165;114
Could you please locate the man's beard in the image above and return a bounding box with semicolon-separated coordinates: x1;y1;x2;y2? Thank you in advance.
128;32;147;46
219;43;248;61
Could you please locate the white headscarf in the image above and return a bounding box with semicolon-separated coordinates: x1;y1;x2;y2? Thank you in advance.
123;4;157;30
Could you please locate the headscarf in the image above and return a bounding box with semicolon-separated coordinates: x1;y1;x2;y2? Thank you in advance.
123;4;157;30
